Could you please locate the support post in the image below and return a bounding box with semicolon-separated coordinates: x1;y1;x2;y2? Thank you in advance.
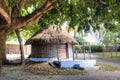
89;43;91;59
83;42;85;60
72;45;75;61
57;43;60;62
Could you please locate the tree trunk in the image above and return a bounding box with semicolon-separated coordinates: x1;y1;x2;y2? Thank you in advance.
0;33;7;71
15;29;25;65
114;40;117;56
89;43;91;59
83;41;86;60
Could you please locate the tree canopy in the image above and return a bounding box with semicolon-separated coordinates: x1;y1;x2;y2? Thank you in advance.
1;0;120;36
12;0;120;42
6;0;120;44
36;0;120;32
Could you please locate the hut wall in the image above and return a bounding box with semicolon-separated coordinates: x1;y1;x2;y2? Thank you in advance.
31;44;67;58
6;44;20;54
67;44;73;58
6;44;31;60
6;44;31;55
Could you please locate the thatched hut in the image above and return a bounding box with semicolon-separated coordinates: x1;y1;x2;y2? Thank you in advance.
25;25;78;61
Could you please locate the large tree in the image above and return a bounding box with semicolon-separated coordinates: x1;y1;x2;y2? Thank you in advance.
0;0;56;70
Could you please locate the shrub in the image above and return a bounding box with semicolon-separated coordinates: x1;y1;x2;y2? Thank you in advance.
75;45;103;52
74;45;82;53
91;45;103;52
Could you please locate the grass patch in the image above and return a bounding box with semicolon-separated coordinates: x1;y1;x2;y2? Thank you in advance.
93;52;120;60
96;62;117;71
24;62;85;75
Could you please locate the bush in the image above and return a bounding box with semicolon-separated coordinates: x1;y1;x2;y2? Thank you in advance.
91;45;103;52
75;45;82;51
75;45;120;52
75;45;103;53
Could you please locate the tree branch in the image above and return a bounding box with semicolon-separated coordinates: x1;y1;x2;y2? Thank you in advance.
0;0;11;24
0;0;11;17
0;7;11;24
18;0;29;9
11;0;30;18
94;0;120;9
94;0;108;9
0;0;6;8
13;0;56;30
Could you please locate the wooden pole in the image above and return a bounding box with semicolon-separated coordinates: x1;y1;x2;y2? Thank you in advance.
75;50;78;59
49;43;51;60
89;43;91;59
45;41;47;58
66;44;69;58
57;43;60;62
83;42;85;60
72;45;75;61
111;52;112;58
8;44;9;54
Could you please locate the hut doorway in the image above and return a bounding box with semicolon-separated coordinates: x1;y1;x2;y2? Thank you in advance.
58;44;67;58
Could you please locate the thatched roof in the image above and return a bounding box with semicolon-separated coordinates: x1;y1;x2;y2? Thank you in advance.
25;25;78;45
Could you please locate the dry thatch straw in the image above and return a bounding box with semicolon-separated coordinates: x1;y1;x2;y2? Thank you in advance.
24;62;85;75
26;25;78;45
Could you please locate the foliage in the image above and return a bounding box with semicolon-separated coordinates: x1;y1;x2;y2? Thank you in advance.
30;0;119;31
103;31;115;45
75;45;103;52
6;0;120;42
75;32;84;45
91;45;103;52
102;30;120;52
21;23;42;41
7;31;18;43
75;45;82;51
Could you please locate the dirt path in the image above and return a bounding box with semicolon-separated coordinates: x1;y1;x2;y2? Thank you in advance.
91;53;120;70
1;65;120;80
95;58;120;70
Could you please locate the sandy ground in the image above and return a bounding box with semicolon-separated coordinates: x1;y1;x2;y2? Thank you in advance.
1;53;120;80
1;66;120;80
